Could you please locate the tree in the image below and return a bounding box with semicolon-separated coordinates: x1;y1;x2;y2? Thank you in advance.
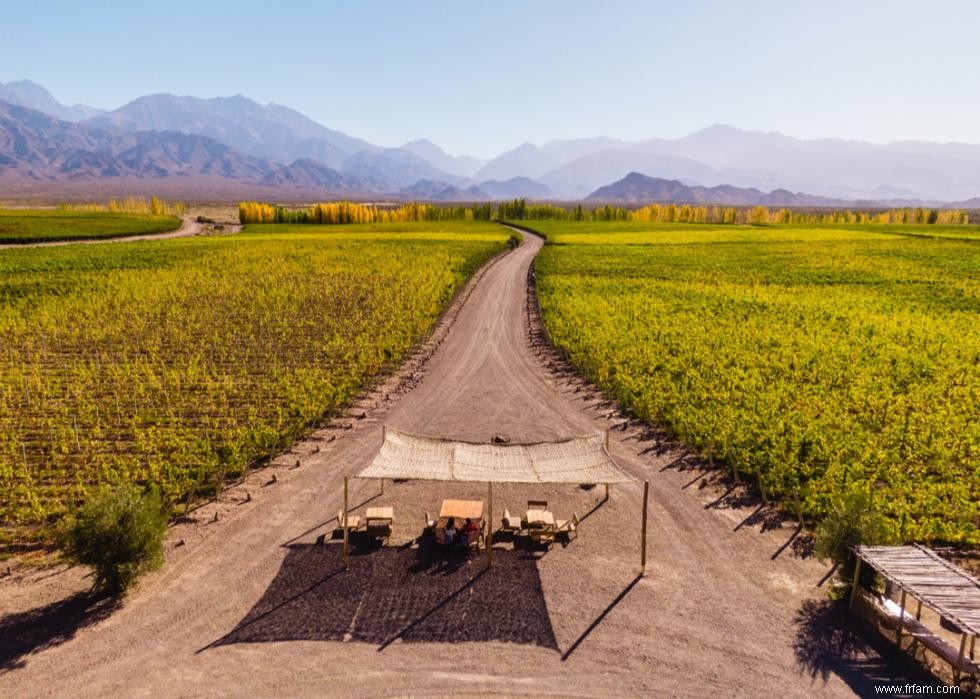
814;490;890;583
59;485;168;595
748;205;771;225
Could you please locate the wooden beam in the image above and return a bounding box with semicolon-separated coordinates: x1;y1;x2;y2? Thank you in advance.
849;557;863;610
343;476;349;571
487;481;493;569
640;480;649;574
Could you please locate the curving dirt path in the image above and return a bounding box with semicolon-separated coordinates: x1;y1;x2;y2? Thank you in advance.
1;229;898;697
0;216;241;250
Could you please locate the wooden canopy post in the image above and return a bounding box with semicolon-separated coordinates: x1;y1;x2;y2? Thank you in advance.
954;633;967;683
379;426;387;495
896;589;907;646
487;481;493;569
640;480;649;574
343;476;349;571
849;557;863;610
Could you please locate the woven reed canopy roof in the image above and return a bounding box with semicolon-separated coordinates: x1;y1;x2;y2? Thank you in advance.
855;544;980;636
357;427;634;485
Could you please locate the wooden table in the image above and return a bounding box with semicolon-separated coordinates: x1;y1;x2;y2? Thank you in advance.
366;506;394;522
439;499;483;520
525;509;555;527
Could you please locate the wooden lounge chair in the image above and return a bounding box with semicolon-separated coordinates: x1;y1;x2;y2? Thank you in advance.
875;595;979;680
337;510;360;531
501;508;522;534
555;513;579;541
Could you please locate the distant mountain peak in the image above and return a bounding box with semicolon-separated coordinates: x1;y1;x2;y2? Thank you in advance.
0;79;105;122
399;179;488;201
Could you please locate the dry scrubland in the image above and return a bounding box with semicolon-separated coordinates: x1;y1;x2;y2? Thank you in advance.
531;220;979;545
0;222;507;547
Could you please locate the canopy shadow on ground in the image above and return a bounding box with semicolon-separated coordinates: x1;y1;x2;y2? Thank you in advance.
208;540;557;651
793;599;938;695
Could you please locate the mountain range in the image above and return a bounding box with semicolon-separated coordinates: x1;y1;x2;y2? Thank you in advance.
1;78;980;205
587;172;849;207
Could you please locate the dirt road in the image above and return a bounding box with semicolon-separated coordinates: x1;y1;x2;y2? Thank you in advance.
0;216;241;250
0;229;898;697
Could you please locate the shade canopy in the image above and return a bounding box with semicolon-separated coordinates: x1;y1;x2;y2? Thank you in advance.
357;427;634;485
855;544;980;636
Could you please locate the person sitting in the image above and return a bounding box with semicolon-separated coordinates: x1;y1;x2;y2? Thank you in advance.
461;517;479;547
443;517;457;547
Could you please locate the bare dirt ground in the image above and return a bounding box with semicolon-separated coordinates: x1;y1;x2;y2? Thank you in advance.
0;229;923;697
0;214;242;250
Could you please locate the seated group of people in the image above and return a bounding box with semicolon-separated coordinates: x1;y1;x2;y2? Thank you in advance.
442;516;479;548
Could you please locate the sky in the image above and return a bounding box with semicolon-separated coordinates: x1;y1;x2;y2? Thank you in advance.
3;0;980;157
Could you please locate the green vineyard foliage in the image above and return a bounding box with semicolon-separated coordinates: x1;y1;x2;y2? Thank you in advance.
532;221;979;546
0;222;506;545
0;209;182;244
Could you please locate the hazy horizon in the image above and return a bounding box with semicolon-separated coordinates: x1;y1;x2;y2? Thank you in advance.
4;0;980;158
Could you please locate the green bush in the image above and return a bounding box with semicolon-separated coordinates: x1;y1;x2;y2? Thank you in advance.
59;485;168;595
815;490;890;583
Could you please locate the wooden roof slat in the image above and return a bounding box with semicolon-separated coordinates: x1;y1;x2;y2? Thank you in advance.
855;545;980;636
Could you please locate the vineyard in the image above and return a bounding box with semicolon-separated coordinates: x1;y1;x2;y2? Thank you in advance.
531;220;979;546
0;221;507;546
0;208;181;244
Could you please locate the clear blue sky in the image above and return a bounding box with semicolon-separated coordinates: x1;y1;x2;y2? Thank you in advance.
4;0;979;157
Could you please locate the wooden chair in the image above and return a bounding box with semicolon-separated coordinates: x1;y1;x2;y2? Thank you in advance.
501;508;522;534
530;526;556;548
337;510;360;531
556;513;579;541
424;511;436;530
366;521;392;543
465;525;483;551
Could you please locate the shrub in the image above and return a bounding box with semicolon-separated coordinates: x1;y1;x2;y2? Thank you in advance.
815;490;890;583
507;232;522;250
59;485;168;595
